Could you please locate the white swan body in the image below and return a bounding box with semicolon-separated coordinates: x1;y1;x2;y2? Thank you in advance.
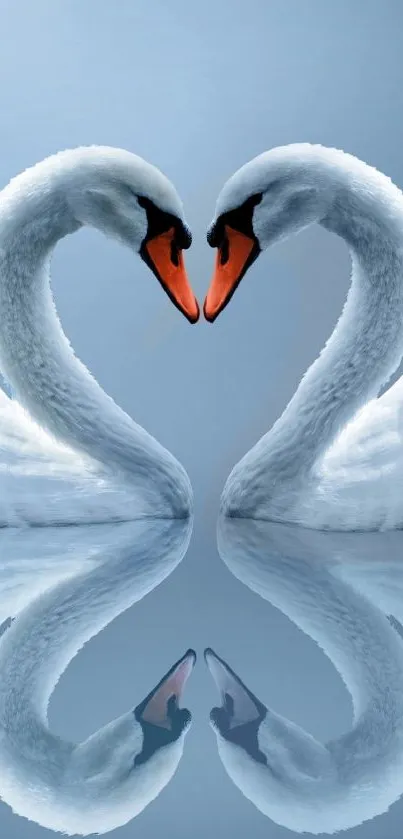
0;146;199;526
206;517;403;833
0;518;195;834
204;144;403;530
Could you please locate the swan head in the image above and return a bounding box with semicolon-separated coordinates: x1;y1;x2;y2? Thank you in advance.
204;144;334;321
205;648;335;832
65;648;196;834
60;146;199;323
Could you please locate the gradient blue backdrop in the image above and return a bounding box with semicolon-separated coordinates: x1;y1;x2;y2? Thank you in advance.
0;1;402;836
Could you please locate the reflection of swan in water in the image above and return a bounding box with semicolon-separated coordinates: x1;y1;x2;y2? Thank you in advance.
0;146;199;526
0;518;195;835
206;517;403;834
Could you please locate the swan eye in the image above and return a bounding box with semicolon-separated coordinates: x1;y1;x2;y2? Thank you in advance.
138;195;174;237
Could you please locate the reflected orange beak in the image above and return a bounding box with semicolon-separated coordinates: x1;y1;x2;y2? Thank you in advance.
203;225;259;322
145;227;199;323
141;649;196;730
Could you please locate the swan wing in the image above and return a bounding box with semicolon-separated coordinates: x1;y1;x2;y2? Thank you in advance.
323;379;403;472
298;379;403;530
0;390;146;526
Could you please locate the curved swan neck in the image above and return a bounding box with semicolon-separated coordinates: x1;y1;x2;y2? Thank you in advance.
232;150;403;509
0;151;190;516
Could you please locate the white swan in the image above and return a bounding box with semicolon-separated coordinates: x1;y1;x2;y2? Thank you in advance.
204;144;403;530
205;516;403;834
0;517;195;835
0;146;199;526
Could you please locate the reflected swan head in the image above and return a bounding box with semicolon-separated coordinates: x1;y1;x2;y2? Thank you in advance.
62;649;195;833
205;648;334;829
204;144;335;321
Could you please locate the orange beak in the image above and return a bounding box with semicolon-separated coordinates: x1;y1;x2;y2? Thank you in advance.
145;227;199;323
140;649;196;730
203;225;259;322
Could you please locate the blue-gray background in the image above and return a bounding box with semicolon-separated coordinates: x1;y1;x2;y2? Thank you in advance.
1;0;403;836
